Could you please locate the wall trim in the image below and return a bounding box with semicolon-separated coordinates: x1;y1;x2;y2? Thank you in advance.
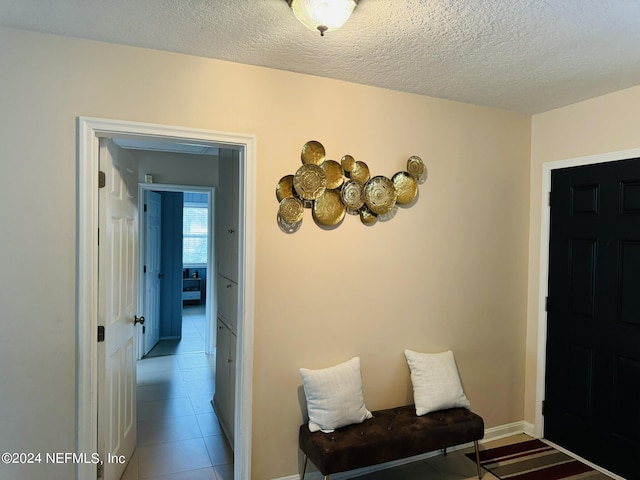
534;147;640;439
523;421;536;437
76;117;256;480
273;420;531;480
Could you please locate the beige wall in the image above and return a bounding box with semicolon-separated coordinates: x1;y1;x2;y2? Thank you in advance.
0;27;531;479
133;149;218;186
525;85;640;426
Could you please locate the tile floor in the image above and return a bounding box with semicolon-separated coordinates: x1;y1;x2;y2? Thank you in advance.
121;304;233;480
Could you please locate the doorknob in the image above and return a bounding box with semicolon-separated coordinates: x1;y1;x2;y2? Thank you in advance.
134;315;145;325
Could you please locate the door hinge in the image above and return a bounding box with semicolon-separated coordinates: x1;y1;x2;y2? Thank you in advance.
97;325;105;342
542;400;545;415
545;297;549;312
548;191;552;207
144;203;147;212
142;326;146;334
98;171;106;189
143;265;147;274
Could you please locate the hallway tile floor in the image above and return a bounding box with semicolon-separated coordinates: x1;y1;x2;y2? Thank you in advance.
121;305;233;480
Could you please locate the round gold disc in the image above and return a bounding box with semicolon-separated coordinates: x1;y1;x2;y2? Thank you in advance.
313;189;346;226
293;164;327;200
276;174;295;202
341;154;356;173
341;179;365;211
359;205;378;225
407;155;425;180
301;140;326;165
392;171;418;205
350;161;370;184
278;197;304;224
321;160;345;190
364;176;397;215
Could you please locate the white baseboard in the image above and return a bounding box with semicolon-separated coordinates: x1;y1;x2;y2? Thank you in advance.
273;420;530;480
523;421;536;437
482;419;528;443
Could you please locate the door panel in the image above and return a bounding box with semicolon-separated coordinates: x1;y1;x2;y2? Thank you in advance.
98;139;138;480
144;190;161;355
217;273;238;333
545;157;640;480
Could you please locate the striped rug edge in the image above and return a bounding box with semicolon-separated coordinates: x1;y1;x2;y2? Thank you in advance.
465;440;597;480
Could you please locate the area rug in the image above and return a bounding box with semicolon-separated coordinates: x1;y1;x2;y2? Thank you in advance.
466;438;611;479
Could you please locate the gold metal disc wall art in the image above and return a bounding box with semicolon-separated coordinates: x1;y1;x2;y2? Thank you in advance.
341;180;365;211
301;140;326;165
322;160;345;190
294;164;327;200
364;176;398;215
350;161;371;184
407;155;425;180
359;205;378;226
313;189;346;226
341;154;356;173
276;141;426;232
278;196;304;224
392;171;418;205
276;174;295;202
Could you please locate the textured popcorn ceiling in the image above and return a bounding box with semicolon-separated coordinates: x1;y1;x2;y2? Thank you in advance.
2;0;640;113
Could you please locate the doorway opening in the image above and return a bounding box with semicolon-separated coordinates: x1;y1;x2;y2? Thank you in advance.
134;180;227;479
137;183;216;359
77;117;256;480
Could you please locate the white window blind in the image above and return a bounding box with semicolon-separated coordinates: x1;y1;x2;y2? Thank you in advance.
183;203;208;265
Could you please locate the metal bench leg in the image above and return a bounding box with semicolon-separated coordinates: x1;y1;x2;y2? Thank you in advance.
474;440;483;479
300;453;329;480
300;454;307;480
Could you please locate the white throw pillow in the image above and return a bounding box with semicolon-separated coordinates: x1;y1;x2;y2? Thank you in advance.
300;356;373;433
404;349;471;416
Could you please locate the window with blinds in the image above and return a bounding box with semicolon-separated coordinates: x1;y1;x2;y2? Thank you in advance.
183;202;208;265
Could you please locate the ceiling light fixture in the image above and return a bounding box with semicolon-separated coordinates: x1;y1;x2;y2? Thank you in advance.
286;0;359;37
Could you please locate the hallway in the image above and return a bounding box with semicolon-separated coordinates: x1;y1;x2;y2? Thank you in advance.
121;305;233;479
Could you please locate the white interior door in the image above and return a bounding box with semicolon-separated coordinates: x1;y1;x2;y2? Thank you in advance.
98;138;138;480
144;190;161;355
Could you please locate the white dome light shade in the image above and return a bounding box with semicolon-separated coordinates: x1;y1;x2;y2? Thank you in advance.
290;0;358;36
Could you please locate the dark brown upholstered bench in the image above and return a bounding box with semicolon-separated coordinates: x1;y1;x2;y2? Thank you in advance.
299;405;484;479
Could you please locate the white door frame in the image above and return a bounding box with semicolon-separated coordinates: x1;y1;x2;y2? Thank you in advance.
77;116;256;480
138;183;216;359
534;146;640;438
